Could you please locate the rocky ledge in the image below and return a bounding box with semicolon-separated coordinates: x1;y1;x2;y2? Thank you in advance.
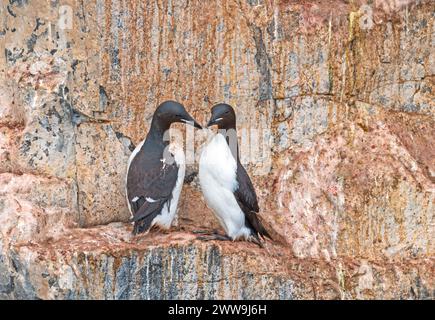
1;223;433;300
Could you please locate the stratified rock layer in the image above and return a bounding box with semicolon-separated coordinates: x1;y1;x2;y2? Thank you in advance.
1;223;433;300
4;224;295;299
0;0;434;299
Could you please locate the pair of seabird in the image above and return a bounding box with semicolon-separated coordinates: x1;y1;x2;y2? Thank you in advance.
125;101;271;246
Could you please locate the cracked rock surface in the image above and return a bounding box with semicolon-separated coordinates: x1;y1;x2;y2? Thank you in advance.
0;0;434;299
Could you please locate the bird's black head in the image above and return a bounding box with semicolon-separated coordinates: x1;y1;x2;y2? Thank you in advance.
207;103;236;129
153;100;202;130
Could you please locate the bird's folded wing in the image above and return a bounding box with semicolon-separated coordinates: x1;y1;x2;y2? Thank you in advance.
234;163;259;213
131;198;166;222
234;162;271;240
129;161;179;222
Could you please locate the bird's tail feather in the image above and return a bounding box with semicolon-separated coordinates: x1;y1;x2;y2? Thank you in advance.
248;212;273;241
133;215;155;235
131;200;170;235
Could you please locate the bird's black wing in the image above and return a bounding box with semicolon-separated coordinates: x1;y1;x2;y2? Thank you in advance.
127;158;179;234
234;162;271;240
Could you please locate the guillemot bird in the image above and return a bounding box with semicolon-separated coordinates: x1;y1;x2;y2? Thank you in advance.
198;103;271;246
126;100;202;235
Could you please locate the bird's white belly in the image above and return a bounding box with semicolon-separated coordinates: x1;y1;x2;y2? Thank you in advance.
199;134;251;240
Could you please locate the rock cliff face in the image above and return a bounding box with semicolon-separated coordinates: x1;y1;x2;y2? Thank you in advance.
0;0;434;299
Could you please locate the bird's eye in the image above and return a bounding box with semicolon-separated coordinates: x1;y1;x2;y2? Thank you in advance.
224;111;230;114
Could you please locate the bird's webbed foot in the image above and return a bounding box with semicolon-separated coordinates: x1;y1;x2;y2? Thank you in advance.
192;228;221;235
196;234;232;241
249;235;265;248
194;230;231;242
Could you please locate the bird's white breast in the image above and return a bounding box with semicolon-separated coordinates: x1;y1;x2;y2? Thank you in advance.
199;133;251;240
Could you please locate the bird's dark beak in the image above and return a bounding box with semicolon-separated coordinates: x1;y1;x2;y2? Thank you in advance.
181;113;202;129
192;119;203;129
206;114;220;127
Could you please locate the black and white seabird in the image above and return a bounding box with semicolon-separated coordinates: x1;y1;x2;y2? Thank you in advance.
126;100;202;235
198;103;271;246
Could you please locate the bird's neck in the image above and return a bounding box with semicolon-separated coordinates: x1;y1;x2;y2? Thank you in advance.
146;118;171;150
217;127;240;162
217;121;236;131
